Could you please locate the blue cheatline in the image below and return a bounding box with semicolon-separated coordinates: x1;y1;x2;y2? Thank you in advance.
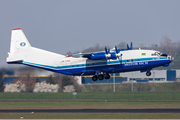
22;57;170;76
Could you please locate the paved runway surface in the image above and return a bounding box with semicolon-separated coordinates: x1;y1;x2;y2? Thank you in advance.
0;109;180;113
1;119;179;120
0;100;180;102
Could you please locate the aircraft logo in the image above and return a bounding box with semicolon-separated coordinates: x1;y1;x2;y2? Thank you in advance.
20;42;26;47
141;53;146;56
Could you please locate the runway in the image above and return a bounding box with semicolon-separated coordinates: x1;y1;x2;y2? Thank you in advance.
1;100;180;102
0;109;180;113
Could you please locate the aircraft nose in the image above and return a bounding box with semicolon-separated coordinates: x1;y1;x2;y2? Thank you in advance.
168;55;174;62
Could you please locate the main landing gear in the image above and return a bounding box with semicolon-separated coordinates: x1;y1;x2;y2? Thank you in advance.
146;71;151;76
92;74;110;81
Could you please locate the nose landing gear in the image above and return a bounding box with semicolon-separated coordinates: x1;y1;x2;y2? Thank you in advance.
146;71;151;76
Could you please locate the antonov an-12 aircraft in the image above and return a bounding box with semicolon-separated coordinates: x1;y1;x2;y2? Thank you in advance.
7;28;173;81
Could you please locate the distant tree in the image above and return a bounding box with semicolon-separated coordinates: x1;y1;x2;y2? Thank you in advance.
15;74;35;93
139;43;147;49
66;51;80;55
117;42;127;49
81;43;106;53
4;81;26;93
72;77;85;92
150;43;158;50
36;77;41;83
62;75;73;87
63;85;75;92
0;72;4;92
159;36;176;56
24;74;35;93
53;73;63;92
0;68;14;75
66;51;73;55
94;43;100;50
46;75;56;84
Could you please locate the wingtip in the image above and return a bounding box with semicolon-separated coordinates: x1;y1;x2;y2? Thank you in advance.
12;28;21;30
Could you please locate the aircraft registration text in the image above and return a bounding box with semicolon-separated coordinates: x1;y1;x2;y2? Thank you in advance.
124;61;148;66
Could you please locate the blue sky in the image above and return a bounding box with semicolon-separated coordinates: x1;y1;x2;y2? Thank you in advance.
1;0;180;67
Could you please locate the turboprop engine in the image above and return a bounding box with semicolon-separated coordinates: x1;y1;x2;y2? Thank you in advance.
89;47;120;60
90;53;110;60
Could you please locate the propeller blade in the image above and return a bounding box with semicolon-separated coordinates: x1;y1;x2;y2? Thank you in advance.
108;49;110;53
105;47;111;61
127;44;130;50
105;47;108;54
115;46;120;60
115;46;118;54
130;42;133;50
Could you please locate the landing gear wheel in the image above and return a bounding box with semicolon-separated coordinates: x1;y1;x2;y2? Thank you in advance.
92;75;98;81
146;71;151;76
98;75;104;80
105;74;110;79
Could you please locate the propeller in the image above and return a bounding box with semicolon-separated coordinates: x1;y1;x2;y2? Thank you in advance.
115;46;120;59
127;42;133;50
105;47;111;60
115;46;122;63
130;41;133;50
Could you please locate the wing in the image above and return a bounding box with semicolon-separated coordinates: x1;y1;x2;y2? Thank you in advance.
70;49;117;60
67;42;133;60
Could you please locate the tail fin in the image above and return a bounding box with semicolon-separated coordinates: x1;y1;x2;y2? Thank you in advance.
7;28;32;63
7;28;65;65
10;28;31;53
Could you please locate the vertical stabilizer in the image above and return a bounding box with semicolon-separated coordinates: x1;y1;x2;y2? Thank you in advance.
10;28;31;53
7;28;66;65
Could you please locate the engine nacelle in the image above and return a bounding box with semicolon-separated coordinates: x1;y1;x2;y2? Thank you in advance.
90;53;107;60
90;52;118;60
108;52;117;60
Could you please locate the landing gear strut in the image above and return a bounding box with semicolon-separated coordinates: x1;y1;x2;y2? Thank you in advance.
146;71;151;76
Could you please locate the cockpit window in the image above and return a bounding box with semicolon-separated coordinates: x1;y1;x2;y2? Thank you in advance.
151;52;160;56
160;54;168;57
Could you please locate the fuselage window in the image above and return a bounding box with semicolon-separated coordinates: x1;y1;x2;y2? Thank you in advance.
131;59;133;62
72;65;74;67
87;64;89;66
82;64;84;66
138;59;140;61
77;65;79;67
92;63;94;65
127;60;129;62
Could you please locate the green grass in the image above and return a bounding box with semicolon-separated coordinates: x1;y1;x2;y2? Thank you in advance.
0;113;180;119
0;92;180;101
85;82;180;92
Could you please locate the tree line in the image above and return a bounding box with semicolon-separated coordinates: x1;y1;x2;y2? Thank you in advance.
0;72;84;93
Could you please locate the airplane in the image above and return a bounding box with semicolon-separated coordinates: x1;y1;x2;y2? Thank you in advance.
7;28;174;81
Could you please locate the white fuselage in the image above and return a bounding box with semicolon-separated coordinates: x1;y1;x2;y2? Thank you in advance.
7;28;173;76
